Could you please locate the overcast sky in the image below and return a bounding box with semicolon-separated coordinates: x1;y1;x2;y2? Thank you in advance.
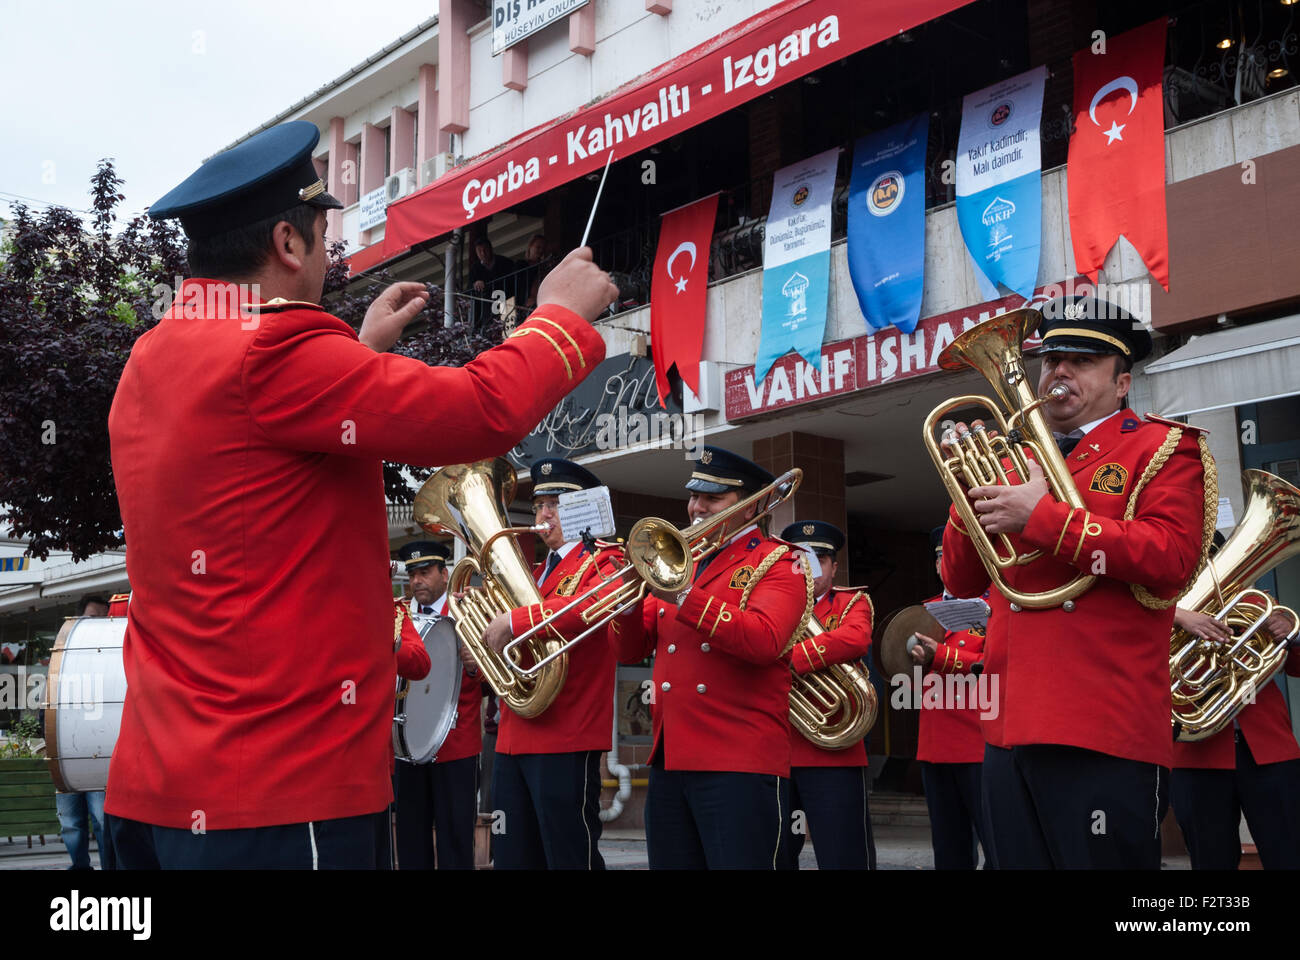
0;0;439;223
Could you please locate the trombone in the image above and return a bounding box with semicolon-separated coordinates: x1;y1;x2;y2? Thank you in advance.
501;469;805;674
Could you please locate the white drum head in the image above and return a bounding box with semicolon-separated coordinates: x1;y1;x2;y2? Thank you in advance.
393;618;461;764
45;617;127;793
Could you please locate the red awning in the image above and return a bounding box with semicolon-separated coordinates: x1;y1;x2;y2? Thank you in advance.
375;0;973;267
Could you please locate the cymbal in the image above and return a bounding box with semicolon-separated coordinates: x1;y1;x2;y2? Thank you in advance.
879;605;942;679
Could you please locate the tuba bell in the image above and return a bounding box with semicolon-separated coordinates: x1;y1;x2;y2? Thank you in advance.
412;458;568;718
788;611;878;750
1171;469;1300;741
921;308;1095;609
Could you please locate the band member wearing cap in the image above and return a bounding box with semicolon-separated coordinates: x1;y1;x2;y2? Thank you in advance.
381;572;431;869
480;458;621;870
777;520;876;870
909;527;994;870
106;121;617;868
941;295;1214;869
1170;531;1300;869
392;541;482;870
612;446;811;869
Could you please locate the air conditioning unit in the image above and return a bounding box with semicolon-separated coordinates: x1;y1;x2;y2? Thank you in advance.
420;153;456;186
385;168;416;203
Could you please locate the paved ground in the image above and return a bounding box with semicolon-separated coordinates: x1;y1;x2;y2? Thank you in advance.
1;825;1190;870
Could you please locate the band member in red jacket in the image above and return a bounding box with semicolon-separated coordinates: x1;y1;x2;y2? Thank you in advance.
1170;529;1300;869
106;121;616;869
910;527;994;869
941;296;1213;869
481;458;621;869
392;541;482;870
613;447;810;869
380;586;431;869
778;520;875;870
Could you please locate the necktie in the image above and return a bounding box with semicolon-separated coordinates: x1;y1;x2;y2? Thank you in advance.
420;605;433;615
541;551;561;583
1054;428;1085;456
693;552;715;584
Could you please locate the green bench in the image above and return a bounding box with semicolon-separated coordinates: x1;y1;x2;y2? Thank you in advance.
0;758;60;846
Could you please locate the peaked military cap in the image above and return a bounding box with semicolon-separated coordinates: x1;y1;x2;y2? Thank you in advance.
398;540;451;571
779;521;844;555
686;445;774;495
1036;294;1152;364
930;525;946;556
148;121;342;240
531;458;602;497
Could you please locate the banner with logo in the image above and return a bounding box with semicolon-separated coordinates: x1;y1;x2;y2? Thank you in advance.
846;113;929;334
955;65;1047;300
1068;18;1169;290
650;194;718;406
756;147;840;382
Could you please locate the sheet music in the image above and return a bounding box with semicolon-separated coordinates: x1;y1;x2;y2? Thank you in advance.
924;597;990;632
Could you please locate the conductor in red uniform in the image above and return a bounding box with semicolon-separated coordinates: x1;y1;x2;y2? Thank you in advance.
777;520;876;870
483;458;621;870
393;541;482;870
941;296;1213;869
911;527;993;869
612;447;810;869
105;121;617;868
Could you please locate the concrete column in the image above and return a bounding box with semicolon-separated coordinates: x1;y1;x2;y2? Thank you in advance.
390;107;416;175
753;432;848;585
569;3;595;56
359;122;387;247
503;40;528;91
416;63;449;174
438;0;476;135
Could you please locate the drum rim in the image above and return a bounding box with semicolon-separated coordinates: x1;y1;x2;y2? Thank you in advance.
393;618;461;763
44;618;78;792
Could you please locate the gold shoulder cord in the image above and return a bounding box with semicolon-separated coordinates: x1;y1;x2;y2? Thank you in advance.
558;553;598;596
394;604;408;647
737;545;814;657
839;589;874;630
1125;429;1218;610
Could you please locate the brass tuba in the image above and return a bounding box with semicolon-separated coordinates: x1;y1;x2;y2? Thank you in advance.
788;612;878;750
413;459;568;718
921;308;1095;610
1171;469;1300;741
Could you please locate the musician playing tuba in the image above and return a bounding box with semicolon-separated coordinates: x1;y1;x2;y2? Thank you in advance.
610;446;812;870
480;458;625;870
1170;531;1300;870
939;295;1215;869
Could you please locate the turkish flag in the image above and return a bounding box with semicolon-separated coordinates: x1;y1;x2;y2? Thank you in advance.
650;194;718;406
1068;18;1169;290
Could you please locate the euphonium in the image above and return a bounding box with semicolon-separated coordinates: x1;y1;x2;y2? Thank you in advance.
501;468;806;668
789;613;878;750
1171;469;1300;741
921;308;1095;609
412;458;568;718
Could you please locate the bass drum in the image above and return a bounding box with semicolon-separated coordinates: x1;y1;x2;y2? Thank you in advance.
393;616;461;764
44;617;127;793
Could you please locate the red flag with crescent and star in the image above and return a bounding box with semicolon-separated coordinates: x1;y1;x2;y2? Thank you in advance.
650;193;718;406
1067;18;1170;290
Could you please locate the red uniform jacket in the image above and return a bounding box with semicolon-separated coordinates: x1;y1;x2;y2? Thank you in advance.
498;543;621;755
391;603;431;774
942;411;1209;769
915;594;987;765
106;280;603;829
613;531;809;778
1173;647;1300;769
788;586;874;768
409;596;482;764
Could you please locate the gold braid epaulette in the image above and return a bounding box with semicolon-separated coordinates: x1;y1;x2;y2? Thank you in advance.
558;552;598;597
737;545;814;657
838;589;874;631
1124;429;1218;610
393;603;409;647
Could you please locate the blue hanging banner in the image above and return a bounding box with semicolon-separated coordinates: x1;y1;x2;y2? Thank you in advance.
755;147;840;384
846;113;930;334
955;65;1047;300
